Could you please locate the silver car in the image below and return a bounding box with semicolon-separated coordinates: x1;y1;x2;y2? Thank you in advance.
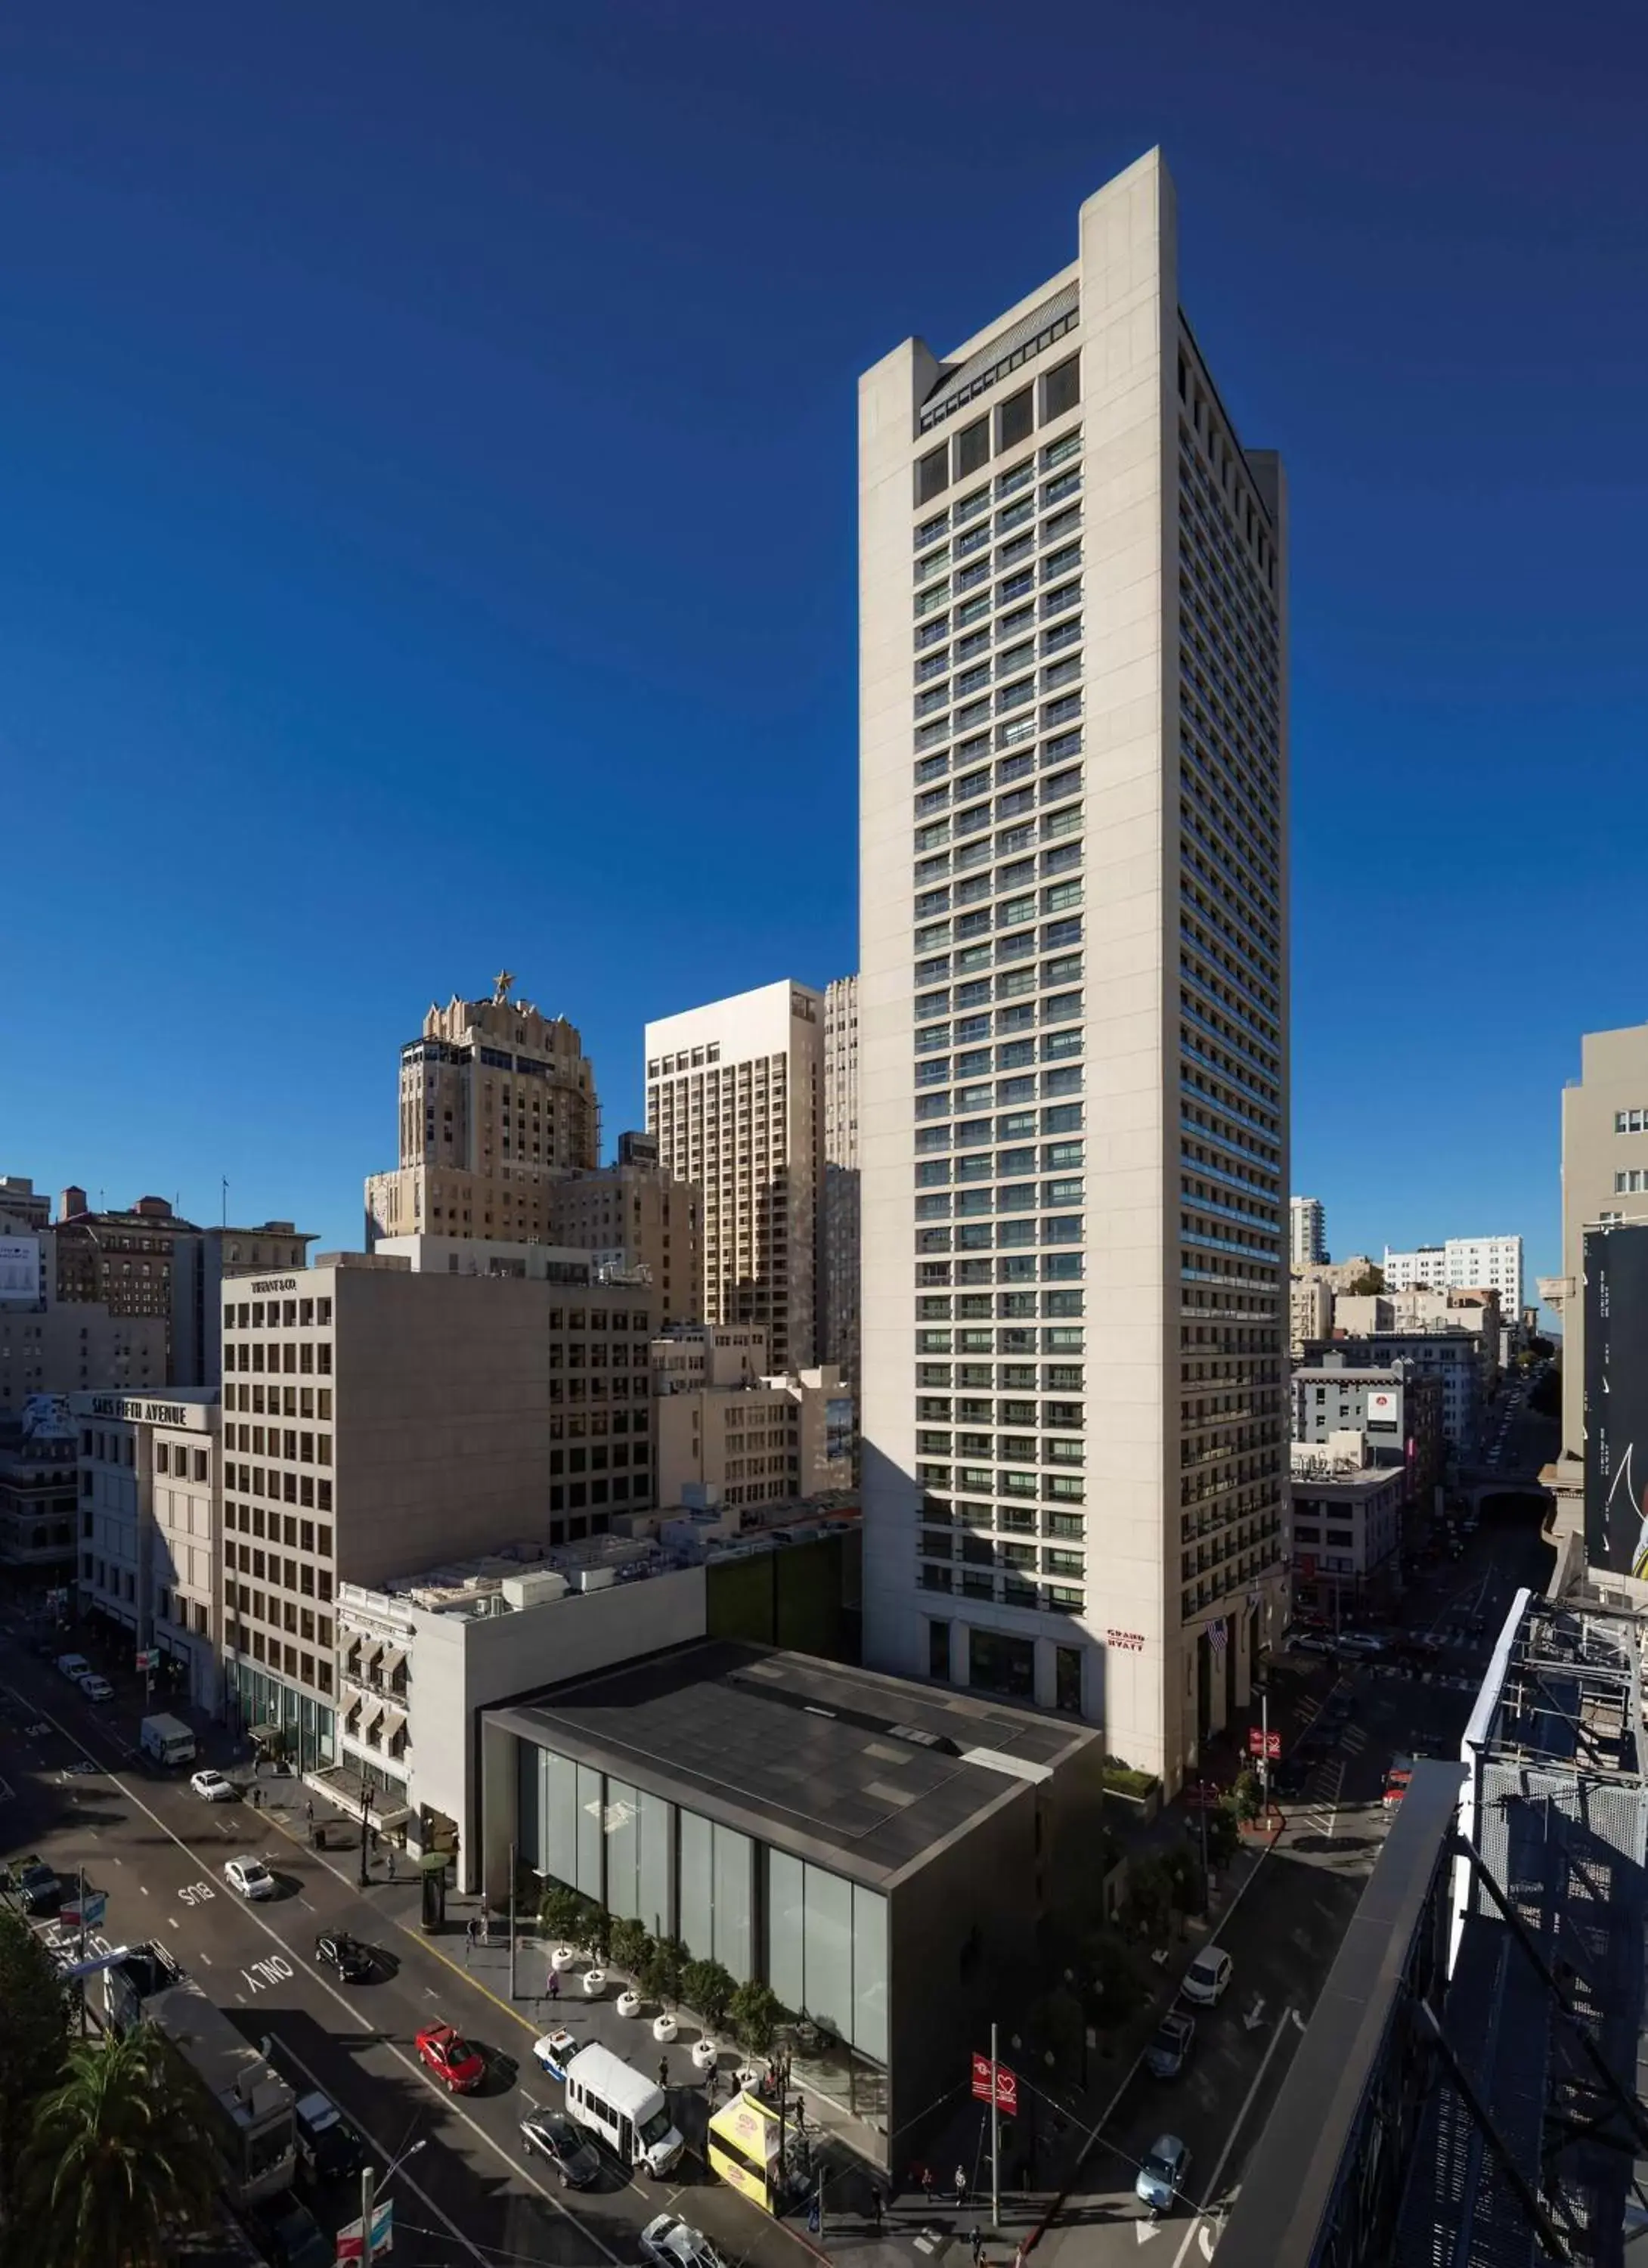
1135;2133;1191;2216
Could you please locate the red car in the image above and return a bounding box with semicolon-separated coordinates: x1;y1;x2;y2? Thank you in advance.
415;2022;485;2093
1383;1766;1414;1811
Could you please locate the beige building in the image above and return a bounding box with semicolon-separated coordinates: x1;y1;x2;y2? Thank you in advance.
364;975;599;1247
544;1129;702;1328
1547;1024;1648;1468
0;1224;167;1408
857;151;1288;1781
72;1388;222;1712
1289;1274;1332;1356
217;1246;657;1766
651;1323;853;1515
646;979;823;1372
822;975;862;1391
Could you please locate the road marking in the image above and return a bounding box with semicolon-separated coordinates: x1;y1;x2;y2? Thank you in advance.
0;1682;633;2263
1172;2003;1298;2268
1135;2221;1160;2244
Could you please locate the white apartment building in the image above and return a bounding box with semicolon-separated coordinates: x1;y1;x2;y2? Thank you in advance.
645;981;823;1373
650;1323;853;1514
858;151;1288;1783
72;1388;222;1711
1383;1235;1523;1321
1290;1196;1326;1267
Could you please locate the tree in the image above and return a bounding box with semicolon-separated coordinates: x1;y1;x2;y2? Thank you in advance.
727;1980;782;2054
1203;1802;1240;1868
1232;1771;1263;1823
1344;1266;1386;1296
1123;1854;1174;1947
0;1910;68;2222
680;1959;736;2033
538;1885;593;1947
609;1918;652;1978
20;2025;218;2268
1164;1848;1204;1933
1081;1929;1148;2035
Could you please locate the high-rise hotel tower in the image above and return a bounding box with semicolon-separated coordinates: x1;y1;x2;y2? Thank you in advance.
858;151;1288;1788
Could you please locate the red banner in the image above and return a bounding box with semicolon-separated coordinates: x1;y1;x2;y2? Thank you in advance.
970;2053;1018;2113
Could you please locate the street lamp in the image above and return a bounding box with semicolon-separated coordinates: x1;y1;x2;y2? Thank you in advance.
360;2138;426;2266
358;1783;376;1888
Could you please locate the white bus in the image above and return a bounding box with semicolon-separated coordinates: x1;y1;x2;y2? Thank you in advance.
562;2042;683;2176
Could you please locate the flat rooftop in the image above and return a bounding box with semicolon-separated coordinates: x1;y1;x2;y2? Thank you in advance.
489;1641;1098;1889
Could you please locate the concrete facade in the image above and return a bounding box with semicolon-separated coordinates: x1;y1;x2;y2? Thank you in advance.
1289;1274;1332;1356
1552;1024;1648;1464
0;1399;79;1574
645;980;824;1374
0;1226;166;1411
1383;1235;1523;1323
1290;1358;1443;1507
71;1388;222;1712
543;1130;702;1329
857;150;1288;1786
822;974;862;1392
216;1248;658;1768
364;978;599;1247
651;1324;853;1514
1288;1441;1405;1617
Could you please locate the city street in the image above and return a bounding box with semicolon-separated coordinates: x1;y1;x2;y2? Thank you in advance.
0;1625;819;2268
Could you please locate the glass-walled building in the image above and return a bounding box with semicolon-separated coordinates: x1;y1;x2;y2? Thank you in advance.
483;1641;1102;2165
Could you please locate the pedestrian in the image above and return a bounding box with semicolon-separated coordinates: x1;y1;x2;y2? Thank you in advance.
970;2226;983;2267
386;1848;397;1882
252;1783;262;1812
920;2165;935;2209
547;1968;560;2002
870;2189;884;2232
481;1907;491;1946
305;1799;314;1826
954;2165;968;2209
795;2096;807;2134
658;2056;670;2091
465;1916;478;1964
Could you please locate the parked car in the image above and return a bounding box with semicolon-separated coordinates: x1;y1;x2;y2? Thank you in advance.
416;2022;485;2093
14;1858;61;1913
254;2198;331;2268
1324;1687;1355;1722
190;1768;237;1803
1135;2133;1191;2216
520;2109;602;2187
1287;1633;1336;1656
1337;1633;1388;1659
1383;1762;1414;1810
55;1653;91;1683
1144;2009;1196;2080
641;2216;726;2268
76;1672;113;1703
314;1930;373;1983
224;1855;276;1899
1180;1946;1233;2006
293;2088;364;2185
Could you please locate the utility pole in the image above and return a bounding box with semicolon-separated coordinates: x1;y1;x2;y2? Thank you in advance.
990;2021;1001;2235
360;2163;375;2268
1259;1685;1271;1808
508;1842;517;2002
358;1784;374;1889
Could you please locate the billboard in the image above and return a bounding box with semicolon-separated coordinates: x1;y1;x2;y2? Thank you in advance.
0;1235;41;1302
1366;1390;1399;1424
1584;1225;1648;1577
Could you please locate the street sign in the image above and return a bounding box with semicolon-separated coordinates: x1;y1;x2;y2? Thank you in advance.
60;1890;106;1930
336;2198;392;2260
135;1649;157;1672
1183;1781;1223;1810
1247;1729;1281;1760
970;2051;1018;2113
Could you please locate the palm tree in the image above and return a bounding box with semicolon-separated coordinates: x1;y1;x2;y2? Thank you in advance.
20;2024;219;2268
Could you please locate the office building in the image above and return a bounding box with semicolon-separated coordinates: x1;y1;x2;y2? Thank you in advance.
0;1176;52;1233
543;1130;702;1328
72;1387;223;1711
1288;1274;1331;1356
48;1191;311;1389
1543;1022;1648;1477
1335;1285;1502;1373
482;1642;1103;2166
1288;1439;1405;1619
650;1323;853;1514
1290;1196;1326;1267
645;980;824;1374
1383;1235;1523;1325
857;150;1288;1783
0;1397;79;1575
364;975;599;1247
216;1245;657;1768
822;974;862;1390
0;1223;166;1410
1290;1357;1442;1507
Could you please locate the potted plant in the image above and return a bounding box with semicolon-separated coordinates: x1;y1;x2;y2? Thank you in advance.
681;1958;736;2034
727;1980;782;2056
610;1917;652;1978
538;1884;585;1960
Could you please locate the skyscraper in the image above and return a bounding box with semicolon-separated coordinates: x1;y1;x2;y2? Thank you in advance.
1290;1196;1327;1267
364;976;599;1247
822;974;861;1391
645;981;823;1374
857;151;1288;1785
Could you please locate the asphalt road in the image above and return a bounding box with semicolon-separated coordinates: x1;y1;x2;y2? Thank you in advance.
0;1631;818;2268
1039;1501;1556;2266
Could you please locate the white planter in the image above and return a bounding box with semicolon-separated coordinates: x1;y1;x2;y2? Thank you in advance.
617;1988;642;2018
550;1945;578;1972
583;1969;607;1998
735;2062;760;2093
692;2037;718;2070
652;2012;678;2044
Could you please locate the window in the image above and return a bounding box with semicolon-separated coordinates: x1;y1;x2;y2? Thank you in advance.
998;385;1033;452
1042;355;1080;423
955;417;990;479
916;445;949;506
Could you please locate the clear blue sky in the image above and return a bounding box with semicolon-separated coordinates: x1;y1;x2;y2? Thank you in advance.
3;2;1643;1288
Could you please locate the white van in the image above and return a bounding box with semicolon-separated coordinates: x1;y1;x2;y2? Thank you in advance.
562;2043;683;2177
57;1652;91;1684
